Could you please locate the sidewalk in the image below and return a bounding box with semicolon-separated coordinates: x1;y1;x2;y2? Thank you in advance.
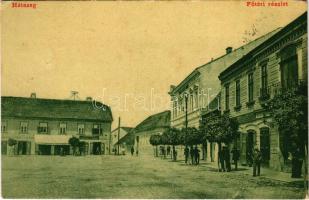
201;159;304;183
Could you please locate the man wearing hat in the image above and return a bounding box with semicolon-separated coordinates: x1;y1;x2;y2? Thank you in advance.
252;146;262;177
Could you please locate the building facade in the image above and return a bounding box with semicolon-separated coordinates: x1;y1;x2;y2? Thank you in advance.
134;110;170;157
218;12;307;171
168;28;281;162
1;95;113;155
111;127;133;153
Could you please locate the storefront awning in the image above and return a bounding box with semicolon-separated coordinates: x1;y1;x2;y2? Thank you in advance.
34;135;71;145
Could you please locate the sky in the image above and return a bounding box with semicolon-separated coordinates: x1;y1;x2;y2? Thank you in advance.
1;1;307;129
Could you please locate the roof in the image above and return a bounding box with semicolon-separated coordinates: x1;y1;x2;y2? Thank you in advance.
170;27;281;95
134;110;171;133
219;12;307;81
121;127;133;132
114;130;135;145
112;126;133;133
1;96;113;122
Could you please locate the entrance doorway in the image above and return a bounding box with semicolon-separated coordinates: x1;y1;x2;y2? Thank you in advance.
260;127;270;166
54;145;70;155
38;145;51;155
246;130;255;166
92;142;102;155
17;141;30;155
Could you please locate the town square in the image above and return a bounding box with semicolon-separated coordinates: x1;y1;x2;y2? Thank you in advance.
1;155;305;199
1;1;308;199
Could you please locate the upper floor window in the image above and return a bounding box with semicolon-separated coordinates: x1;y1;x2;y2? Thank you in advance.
92;124;102;135
194;89;199;108
38;122;48;134
261;64;268;90
59;123;67;135
225;84;230;111
248;73;254;102
1;121;7;133
235;80;241;107
279;45;298;89
190;94;194;111
20;122;28;134
78;124;84;135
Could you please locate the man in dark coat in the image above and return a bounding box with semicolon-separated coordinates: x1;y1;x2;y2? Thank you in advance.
252;147;262;176
184;146;189;164
131;146;134;156
190;146;195;165
194;146;200;165
231;147;240;170
223;146;231;172
218;147;225;172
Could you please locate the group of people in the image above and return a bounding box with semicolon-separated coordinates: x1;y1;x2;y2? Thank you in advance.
218;145;262;177
218;146;233;172
184;146;200;165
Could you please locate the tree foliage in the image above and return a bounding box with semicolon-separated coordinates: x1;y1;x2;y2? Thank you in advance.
181;127;203;146
149;134;161;146
200;111;239;144
8;138;17;146
264;83;308;159
68;136;80;155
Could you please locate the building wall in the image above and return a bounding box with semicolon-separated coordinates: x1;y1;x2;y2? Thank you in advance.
219;22;307;171
1;117;112;155
134;127;167;157
111;128;129;146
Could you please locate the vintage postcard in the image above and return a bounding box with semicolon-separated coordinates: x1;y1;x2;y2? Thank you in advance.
1;0;308;199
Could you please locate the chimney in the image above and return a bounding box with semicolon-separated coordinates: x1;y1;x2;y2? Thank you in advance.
30;93;36;98
226;47;233;54
86;97;92;101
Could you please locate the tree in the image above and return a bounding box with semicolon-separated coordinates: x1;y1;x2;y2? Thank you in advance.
149;134;161;157
200;111;239;162
264;83;307;178
182;127;202;146
68;136;80;156
8;138;17;155
202;112;238;144
162;127;182;161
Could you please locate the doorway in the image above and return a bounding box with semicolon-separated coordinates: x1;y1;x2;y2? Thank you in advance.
38;145;51;155
92;142;102;155
17;141;30;155
246;130;255;166
260;127;270;166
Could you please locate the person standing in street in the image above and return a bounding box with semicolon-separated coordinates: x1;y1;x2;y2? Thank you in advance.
218;146;225;172
194;146;200;165
223;146;231;172
131;146;134;156
190;146;195;165
231;147;240;170
184;146;189;164
252;147;262;177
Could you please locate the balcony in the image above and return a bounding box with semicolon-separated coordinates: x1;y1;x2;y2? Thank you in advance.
259;79;306;104
79;135;100;140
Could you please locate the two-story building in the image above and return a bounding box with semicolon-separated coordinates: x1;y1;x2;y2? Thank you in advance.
168;28;281;162
1;94;113;155
218;12;307;171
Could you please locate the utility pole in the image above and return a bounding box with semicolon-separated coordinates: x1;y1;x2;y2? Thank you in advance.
117;117;120;155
